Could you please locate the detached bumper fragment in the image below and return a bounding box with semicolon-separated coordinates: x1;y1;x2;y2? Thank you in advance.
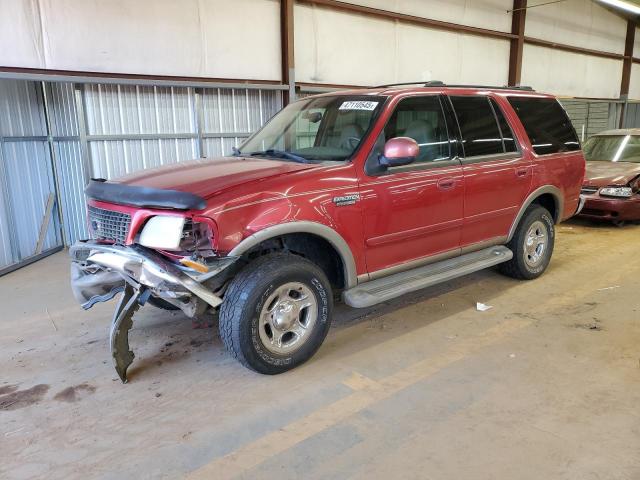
70;240;237;382
110;284;149;382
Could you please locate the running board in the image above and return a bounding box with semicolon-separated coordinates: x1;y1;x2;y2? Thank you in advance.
343;246;513;308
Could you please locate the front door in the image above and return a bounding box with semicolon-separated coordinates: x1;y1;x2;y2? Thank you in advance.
447;95;532;247
358;95;464;275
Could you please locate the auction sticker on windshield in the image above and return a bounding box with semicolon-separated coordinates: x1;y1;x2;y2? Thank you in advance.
339;101;379;111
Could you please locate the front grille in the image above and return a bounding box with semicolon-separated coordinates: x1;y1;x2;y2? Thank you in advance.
581;186;599;195
88;206;131;244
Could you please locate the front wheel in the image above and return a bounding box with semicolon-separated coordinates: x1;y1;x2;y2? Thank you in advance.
499;205;555;280
219;253;333;374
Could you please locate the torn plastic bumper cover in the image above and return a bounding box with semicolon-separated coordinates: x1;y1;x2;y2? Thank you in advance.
70;241;236;382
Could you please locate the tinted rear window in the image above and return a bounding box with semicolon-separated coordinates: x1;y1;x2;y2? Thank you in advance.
450;96;503;157
507;97;580;155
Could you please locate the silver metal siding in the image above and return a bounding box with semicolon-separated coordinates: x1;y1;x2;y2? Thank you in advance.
45;82;88;243
2;140;60;254
54;140;88;241
0;80;48;136
84;84;200;178
201;88;281;156
0;79;62;270
1;79;284;266
561;99;620;141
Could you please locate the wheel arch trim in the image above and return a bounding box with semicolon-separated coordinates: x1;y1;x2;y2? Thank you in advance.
507;185;563;242
228;221;359;289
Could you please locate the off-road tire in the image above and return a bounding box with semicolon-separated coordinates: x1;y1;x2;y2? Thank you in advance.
499;204;555;280
219;253;333;374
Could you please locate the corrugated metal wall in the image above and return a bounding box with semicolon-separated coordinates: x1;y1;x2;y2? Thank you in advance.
0;80;63;273
202;88;281;157
81;85;281;180
46;82;88;244
84;84;199;178
561;100;621;141
620;101;640;128
0;78;282;273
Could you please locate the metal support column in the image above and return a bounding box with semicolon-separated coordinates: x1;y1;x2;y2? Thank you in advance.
281;0;296;104
194;87;206;158
74;83;93;184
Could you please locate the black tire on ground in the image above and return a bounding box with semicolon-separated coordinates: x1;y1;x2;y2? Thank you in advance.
499;204;555;280
219;253;333;374
148;296;179;311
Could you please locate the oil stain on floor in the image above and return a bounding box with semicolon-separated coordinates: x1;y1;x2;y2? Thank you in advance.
0;384;49;411
53;383;97;403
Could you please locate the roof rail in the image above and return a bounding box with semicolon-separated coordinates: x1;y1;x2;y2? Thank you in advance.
374;80;445;88
373;80;534;91
445;84;535;91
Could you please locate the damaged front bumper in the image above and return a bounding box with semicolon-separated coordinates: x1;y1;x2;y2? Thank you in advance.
574;194;587;216
70;241;237;382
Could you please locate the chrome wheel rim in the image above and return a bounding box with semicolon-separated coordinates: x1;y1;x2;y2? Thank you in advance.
523;220;548;268
258;282;318;355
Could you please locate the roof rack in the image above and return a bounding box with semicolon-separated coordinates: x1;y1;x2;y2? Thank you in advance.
374;80;534;91
374;80;445;88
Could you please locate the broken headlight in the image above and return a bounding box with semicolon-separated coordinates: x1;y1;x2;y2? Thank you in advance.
179;220;215;254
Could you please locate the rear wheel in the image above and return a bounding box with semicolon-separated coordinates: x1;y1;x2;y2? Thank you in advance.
500;205;555;280
219;253;333;374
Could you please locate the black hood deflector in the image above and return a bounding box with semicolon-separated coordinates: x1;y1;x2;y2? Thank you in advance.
85;179;206;210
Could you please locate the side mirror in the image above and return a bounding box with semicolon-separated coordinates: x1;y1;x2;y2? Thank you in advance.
379;137;419;168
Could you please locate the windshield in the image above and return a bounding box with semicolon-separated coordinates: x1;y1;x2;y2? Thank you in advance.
237;95;386;162
583;135;640;163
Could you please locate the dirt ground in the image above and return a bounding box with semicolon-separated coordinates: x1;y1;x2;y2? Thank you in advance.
1;219;639;480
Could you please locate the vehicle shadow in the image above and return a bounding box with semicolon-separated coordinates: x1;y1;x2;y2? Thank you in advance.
564;216;640;230
126;267;522;380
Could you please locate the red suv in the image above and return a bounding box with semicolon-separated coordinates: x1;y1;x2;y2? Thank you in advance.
70;82;585;381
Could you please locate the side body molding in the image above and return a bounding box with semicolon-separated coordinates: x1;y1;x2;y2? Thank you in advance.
507;185;563;242
228;221;359;289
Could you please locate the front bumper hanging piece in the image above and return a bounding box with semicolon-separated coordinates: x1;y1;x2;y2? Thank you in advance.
70;240;236;382
110;284;150;383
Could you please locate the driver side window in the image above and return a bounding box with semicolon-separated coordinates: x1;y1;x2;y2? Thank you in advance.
384;96;451;164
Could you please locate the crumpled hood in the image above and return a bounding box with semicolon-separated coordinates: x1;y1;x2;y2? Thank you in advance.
116;156;317;198
584;161;640;187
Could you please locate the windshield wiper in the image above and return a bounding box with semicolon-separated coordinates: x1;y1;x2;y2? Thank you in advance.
248;149;311;164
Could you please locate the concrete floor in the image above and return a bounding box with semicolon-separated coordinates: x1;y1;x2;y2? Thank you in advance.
1;219;639;480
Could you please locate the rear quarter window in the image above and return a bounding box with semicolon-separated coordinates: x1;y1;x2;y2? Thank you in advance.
507;97;580;155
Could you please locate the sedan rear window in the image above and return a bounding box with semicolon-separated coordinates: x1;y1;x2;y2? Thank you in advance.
507;97;580;155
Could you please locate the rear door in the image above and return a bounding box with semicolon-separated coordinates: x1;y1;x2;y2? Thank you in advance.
448;95;532;247
358;94;464;275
